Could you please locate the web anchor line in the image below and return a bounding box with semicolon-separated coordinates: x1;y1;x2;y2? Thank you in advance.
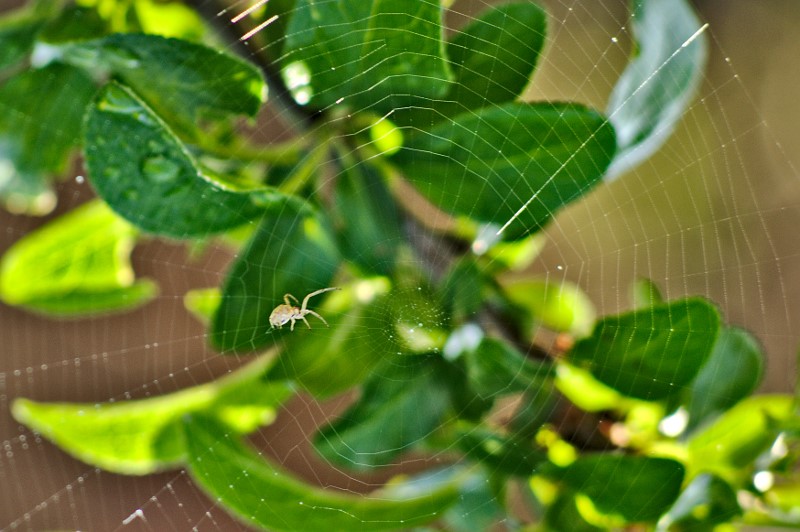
496;23;710;238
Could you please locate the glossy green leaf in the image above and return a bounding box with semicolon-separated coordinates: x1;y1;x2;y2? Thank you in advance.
568;297;720;400
392;102;616;239
455;424;546;477
606;0;707;179
11;355;292;475
630;278;664;309
688;395;794;481
657;473;741;531
283;0;451;113
184;416;460;531
266;281;395;398
314;356;451;469
84;82;279;237
333;161;403;276
502;279;596;336
465;338;553;400
211;197;340;352
58;32;264;128
0;199;157;316
685;327;764;431
0;62;95;215
561;455;685;522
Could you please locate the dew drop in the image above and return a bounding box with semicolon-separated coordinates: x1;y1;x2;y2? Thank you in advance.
141;155;181;183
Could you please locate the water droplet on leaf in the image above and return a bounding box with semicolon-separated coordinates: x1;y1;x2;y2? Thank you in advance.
141;155;181;183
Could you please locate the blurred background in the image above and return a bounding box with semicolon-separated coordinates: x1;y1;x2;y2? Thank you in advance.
1;0;799;529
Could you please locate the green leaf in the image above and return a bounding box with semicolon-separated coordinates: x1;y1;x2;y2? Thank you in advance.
442;470;512;532
38;5;109;43
132;0;206;41
685;327;764;431
184;416;460;531
0;13;43;70
440;258;485;322
568;297;721;400
211;197;340;352
282;0;451;114
501;279;596;336
266;281;395;398
0;62;95;215
630;278;664;309
314;356;451;469
606;0;707;179
0;199;157;316
561;455;685;523
184;287;221;325
465;338;553;400
333;160;403;276
545;493;604;532
688;395;794;481
11;355;292;475
657;473;741;531
455;424;546;477
58;32;264;128
392;102;616;239
84;82;278;237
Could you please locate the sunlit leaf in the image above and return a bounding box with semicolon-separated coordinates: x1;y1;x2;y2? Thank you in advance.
283;0;451;113
606;0;707;179
0;199;156;316
11;355;291;475
501;278;596;336
392;102;616;239
568;297;720;400
554;363;624;412
630;278;664;309
211;197;340;352
84;82;280;237
313;356;451;469
560;455;685;522
545;493;604;532
0;63;95;215
184;287;221;325
184;415;460;531
684;327;764;431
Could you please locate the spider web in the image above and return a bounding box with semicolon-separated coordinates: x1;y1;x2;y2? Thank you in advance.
2;0;799;529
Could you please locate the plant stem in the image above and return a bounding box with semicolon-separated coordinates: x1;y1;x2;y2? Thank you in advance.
196;135;307;165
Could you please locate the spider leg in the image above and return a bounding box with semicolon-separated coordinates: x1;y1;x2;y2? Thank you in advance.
300;287;341;312
306;309;329;327
284;293;299;306
290;318;295;331
301;315;312;329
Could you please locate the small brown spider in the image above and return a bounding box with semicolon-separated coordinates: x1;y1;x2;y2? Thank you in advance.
268;287;340;331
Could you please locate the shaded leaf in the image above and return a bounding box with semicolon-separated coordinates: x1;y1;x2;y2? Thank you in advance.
606;0;707;179
84;82;279;237
0;62;95;214
11;355;291;475
568;297;720;400
465;337;553;400
442;470;512;532
440;258;485;322
0;14;43;70
184;415;460;531
0;199;156;316
333;160;403;276
455;424;546;477
561;455;685;522
685;327;764;431
313;356;451;469
657;473;741;531
283;0;451;113
392;102;616;239
58;32;264;128
38;5;108;43
211;197;340;352
545;493;604;532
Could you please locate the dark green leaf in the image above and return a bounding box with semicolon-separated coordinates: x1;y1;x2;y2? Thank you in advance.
442;470;512;532
334;160;403;276
0;199;157;316
509;386;561;438
465;338;553;400
0;14;43;70
84;82;278;237
455;424;546;477
545;493;603;532
266;284;396;398
211;197;340;352
392;102;616;239
568;297;721;400
283;0;451;114
0;62;95;214
58;32;264;128
685;327;764;431
38;5;108;43
606;0;707;178
184;416;460;531
658;473;741;531
440;258;484;322
11;355;291;475
561;455;685;522
314;356;451;469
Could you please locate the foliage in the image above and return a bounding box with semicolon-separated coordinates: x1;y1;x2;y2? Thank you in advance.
1;0;797;530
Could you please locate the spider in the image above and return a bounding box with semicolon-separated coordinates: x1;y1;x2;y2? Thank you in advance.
268;287;340;331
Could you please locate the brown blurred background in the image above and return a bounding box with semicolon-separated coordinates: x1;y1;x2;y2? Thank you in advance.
1;0;799;529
